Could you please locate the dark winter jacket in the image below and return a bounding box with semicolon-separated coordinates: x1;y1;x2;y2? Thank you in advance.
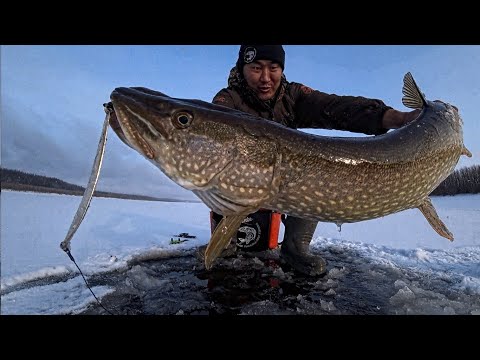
212;67;392;136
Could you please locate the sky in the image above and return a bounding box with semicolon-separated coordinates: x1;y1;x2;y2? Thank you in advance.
1;45;480;200
1;190;479;315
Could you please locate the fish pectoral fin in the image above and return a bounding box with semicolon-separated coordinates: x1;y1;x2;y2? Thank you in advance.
417;197;454;241
204;215;247;270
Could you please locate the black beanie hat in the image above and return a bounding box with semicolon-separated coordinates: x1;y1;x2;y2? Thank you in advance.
236;45;285;71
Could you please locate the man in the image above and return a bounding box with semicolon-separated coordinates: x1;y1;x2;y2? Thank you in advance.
208;45;420;276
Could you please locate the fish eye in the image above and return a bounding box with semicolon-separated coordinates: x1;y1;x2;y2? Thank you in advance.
173;111;193;128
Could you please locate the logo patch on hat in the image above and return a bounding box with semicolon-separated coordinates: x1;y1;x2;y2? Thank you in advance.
244;47;257;63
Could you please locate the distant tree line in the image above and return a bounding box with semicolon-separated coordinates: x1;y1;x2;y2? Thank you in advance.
2;165;479;197
1;168;84;191
0;168;191;202
430;165;480;196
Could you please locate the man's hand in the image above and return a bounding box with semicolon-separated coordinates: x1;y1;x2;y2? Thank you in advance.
382;109;421;129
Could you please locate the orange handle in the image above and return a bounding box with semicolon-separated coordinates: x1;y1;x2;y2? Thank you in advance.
268;212;282;249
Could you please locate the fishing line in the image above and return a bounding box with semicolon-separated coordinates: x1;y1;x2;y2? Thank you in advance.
64;249;115;315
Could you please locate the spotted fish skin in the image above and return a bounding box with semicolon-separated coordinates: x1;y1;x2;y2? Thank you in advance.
109;73;471;243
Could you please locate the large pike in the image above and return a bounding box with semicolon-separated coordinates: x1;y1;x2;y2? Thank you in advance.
108;72;472;269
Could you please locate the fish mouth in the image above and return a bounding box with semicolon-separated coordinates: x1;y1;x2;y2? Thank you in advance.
109;87;170;160
109;87;238;191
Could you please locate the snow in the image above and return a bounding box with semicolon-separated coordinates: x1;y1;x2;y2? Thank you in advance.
1;190;479;315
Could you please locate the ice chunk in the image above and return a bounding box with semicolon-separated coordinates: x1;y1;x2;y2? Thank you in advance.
389;285;415;306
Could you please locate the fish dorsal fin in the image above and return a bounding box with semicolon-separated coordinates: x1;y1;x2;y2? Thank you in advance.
402;72;428;110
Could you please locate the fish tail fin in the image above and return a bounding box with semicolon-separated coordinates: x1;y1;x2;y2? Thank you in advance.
402;72;428;110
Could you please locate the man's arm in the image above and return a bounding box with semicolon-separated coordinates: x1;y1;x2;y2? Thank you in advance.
291;82;417;135
382;108;421;129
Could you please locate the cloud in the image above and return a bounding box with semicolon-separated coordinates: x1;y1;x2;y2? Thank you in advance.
2;100;78;178
1;96;195;200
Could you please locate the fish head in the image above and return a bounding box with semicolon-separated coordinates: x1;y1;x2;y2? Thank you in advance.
109;87;240;191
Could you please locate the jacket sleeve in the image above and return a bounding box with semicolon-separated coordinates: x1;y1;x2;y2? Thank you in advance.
291;82;392;135
212;88;237;109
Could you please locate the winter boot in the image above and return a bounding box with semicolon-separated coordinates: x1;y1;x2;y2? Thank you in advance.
280;215;327;276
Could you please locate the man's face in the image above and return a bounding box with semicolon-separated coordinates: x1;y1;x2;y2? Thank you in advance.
242;60;283;101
